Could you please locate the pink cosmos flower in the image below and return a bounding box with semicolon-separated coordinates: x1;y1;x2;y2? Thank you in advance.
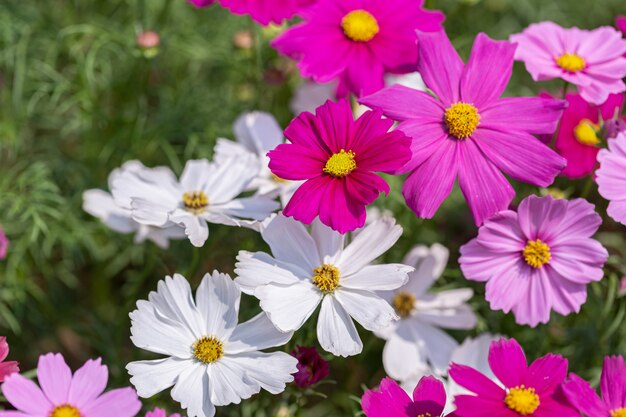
0;337;18;382
553;92;624;178
271;0;444;97
510;22;626;105
597;132;626;226
0;226;7;260
187;0;214;7
562;355;626;417
449;338;578;417
361;30;566;226
617;16;626;36
0;353;141;417
362;376;451;417
459;195;608;327
146;408;182;417
291;345;330;388
267;99;411;233
219;0;316;25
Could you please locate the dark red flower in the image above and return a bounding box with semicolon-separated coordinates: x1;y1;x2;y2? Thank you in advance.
291;345;329;388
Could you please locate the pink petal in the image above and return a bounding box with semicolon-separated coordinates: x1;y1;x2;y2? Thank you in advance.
484;259;533;313
488;338;527;388
474;210;525;253
1;373;51;415
479;96;566;135
453;394;517;417
359;84;445;122
38;353;72;404
562;373;610;417
0;361;19;383
268;143;326;180
402;138;459;219
448;363;504;400
0;337;8;362
318;176;368;233
283;176;329;225
354;130;411;173
362;377;413;417
412;376;446;416
312;99;355;152
526;354;568;395
550;240;607;284
460;33;516;108
416;30;463;106
458;138;515;226
68;358;109;409
600;355;626;411
546;272;588;316
284;109;332;153
396;120;448;173
547;197;603;242
516;195;568;242
511;266;553;327
459;238;521;283
81;388;141;417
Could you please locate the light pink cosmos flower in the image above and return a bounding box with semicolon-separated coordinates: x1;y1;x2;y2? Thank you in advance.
267;100;411;233
220;0;316;25
0;226;7;260
0;353;141;417
0;337;18;382
146;408;182;417
552;92;624;178
459;195;608;327
563;355;626;417
449;338;579;417
510;22;626;105
597;132;626;226
361;30;566;226
272;0;444;98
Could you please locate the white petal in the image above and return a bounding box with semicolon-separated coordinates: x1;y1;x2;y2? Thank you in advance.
149;274;205;338
127;357;188;397
415;290;477;330
412;321;458;375
337;217;402;276
311;218;344;263
203;156;260;204
196;271;240;339
233;111;284;154
402;243;449;296
234;251;307;295
260;214;320;270
334;288;398;331
213;196;279;221
140;225;187;249
171;363;215;417
225;312;293;354
382;322;430;381
110;163;180;210
170;209;209;247
255;282;322;332
450;334;500;379
224;352;297;394
214;138;253;163
208;359;254;406
131;196;175;226
317;295;362;357
341;264;412;291
83;190;137;233
180;159;213;192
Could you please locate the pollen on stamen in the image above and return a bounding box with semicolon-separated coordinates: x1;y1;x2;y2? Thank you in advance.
611;407;626;417
573;119;600;146
312;264;340;294
193;336;224;363
392;291;416;318
341;10;380;42
504;385;540;415
49;405;81;417
444;102;480;139
183;190;209;213
555;53;586;72
323;149;357;178
523;239;551;269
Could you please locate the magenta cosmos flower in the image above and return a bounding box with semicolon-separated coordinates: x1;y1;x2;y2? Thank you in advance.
267;99;411;233
187;0;214;7
0;353;141;417
362;376;451;417
510;22;626;105
146;408;182;417
0;225;8;260
291;345;330;388
563;355;626;417
0;337;18;382
617;16;626;36
597;132;626;226
220;0;315;25
459;195;608;327
271;0;443;97
449;338;578;417
552;92;624;178
361;30;566;226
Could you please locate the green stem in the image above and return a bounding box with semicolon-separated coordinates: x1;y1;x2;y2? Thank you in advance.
581;175;594;199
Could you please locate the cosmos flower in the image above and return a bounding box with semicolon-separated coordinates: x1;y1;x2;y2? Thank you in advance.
0;226;8;260
597;132;626;226
127;272;297;417
218;0;316;25
215;111;302;206
83;161;186;249
375;244;477;380
510;22;626;104
550;92;624;178
235;214;412;357
0;353;141;417
187;0;214;7
617;16;626;36
361;30;566;226
272;0;443;97
459;195;608;327
145;408;182;417
291;345;330;388
363;376;451;417
267;100;411;233
110;156;279;247
562;355;626;417
0;337;18;382
449;338;578;417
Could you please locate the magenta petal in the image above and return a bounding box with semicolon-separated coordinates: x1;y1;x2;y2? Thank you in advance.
38;353;72;404
68;358;109;409
284;108;332;153
268;143;326;180
283;176;328;225
318;178;367;233
0;337;9;362
81;387;141;417
526;354;568;395
448;363;504;400
600;355;626;411
479;97;566;135
412;376;446;416
562;373;610;417
360;85;445;122
488;338;527;388
416;30;463;106
362;377;413;417
0;361;19;383
453;394;516;417
473;128;566;188
313;99;356;152
460;33;516;108
402;138;459;219
342;47;386;98
457;139;515;225
396;121;448;173
1;373;51;415
356;130;411;173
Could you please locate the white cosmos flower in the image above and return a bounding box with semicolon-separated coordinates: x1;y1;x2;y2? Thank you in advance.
375;244;477;380
110;155;279;247
127;271;297;417
214;111;302;206
234;213;413;357
83;161;186;248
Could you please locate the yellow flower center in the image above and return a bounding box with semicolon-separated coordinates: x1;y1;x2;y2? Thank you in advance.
341;10;379;42
504;386;540;415
555;53;586;72
523;239;552;269
323;149;357;178
392;291;416;318
612;408;626;417
271;173;288;183
444;102;480;139
544;188;566;199
416;414;432;417
312;264;340;294
183;191;209;213
50;405;81;417
193;336;223;363
573;119;601;146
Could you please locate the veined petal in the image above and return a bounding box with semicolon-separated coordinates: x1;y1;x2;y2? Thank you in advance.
171;364;214;417
1;373;52;415
479;97;566;135
334;288;398;331
234;251;307;295
317;295;362;357
196;271;240;339
37;353;72;404
225;312;294;354
340;264;412;291
416;30;463;106
127;357;189;398
260;214;321;270
256;282;322;332
81;388;141;417
360;84;445;122
68;358;108;409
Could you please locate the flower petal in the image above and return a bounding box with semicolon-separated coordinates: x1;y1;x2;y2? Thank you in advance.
317;295;362;357
416;30;463;106
256;282;322;332
127;357;188;398
68;358;108;409
196;271;240;339
488;338;527;388
225;312;294;354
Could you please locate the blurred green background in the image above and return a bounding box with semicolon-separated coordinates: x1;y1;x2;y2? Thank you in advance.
0;0;625;415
